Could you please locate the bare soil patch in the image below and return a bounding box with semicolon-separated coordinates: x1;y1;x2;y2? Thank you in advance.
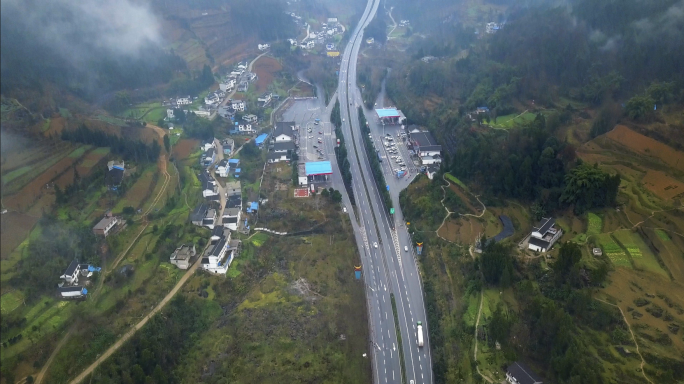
44;116;67;137
606;125;684;172
172;139;199;160
641;170;684;200
0;212;39;259
253;56;282;93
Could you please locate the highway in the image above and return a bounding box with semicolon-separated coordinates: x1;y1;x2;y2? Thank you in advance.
331;0;433;383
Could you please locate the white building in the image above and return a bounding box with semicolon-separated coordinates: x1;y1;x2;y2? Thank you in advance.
258;43;270;51
216;159;230;178
222;208;242;231
220;79;236;91
176;96;192;106
166;109;175;120
203;208;217;229
327;17;338;23
257;92;272;106
58;286;87;299
170;244;196;270
231;100;246;112
528;218;563;253
243;114;258;123
192;110;211;118
93;216;118;237
273;121;295;142
238;124;255;133
60;260;81;285
409;131;442;165
201;233;234;274
288;38;298;46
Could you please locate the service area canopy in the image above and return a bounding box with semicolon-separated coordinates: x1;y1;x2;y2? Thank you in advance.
375;108;401;118
304;161;333;176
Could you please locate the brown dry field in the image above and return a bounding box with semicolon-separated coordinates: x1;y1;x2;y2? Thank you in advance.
43;116;67;137
602;268;684;356
3;156;78;212
76;149;109;176
438;216;484;243
641;170;684;200
606;125;684;172
0;211;39;259
253;56;282;93
172;139;199;160
448;184;480;214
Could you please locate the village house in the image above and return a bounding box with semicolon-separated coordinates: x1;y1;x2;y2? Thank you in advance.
268;141;296;163
93;216;118;237
190;204;209;226
288;38;298;46
225;180;242;209
222;207;242;231
231;100;246;111
60;260;81;285
176;96;192;106
203;208;218;229
166;109;175;120
170;244;196;269
528;217;563;253
218;105;236;119
257;92;272;106
201;147;216;167
106;160;125;190
409;131;442;165
238;124;255;133
506;362;543;384
247;72;257;82
237;81;249;92
258;43;270;51
216;159;230;178
219;79;236;91
242;114;258;123
273;121;296;142
199;172;218;198
58;286;87;299
486;22;501;34
201;231;234;274
192;110;211;118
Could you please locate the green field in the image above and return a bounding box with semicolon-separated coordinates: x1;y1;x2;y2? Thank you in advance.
597;234;631;268
0;291;23;314
2;165;33;185
655;229;671;241
612;230;667;276
587;213;603;235
490;111;539;129
251;232;270;247
445;172;467;189
68;145;91;158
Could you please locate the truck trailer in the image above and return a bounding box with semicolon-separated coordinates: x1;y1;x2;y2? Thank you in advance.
417;321;424;347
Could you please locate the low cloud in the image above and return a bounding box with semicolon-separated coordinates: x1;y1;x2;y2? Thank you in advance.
1;0;162;69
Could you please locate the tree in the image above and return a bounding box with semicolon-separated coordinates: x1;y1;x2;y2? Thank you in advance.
163;134;170;153
479;242;514;285
554;241;581;277
331;190;343;203
625;94;655;121
321;188;330;197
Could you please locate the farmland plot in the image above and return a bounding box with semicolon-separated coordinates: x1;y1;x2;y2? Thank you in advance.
612;230;667;277
597;233;631;268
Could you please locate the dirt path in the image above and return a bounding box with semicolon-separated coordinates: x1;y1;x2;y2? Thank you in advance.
436;174;486;243
68;259;201;384
595;298;653;384
473;289;494;383
386;6;398;39
34;327;75;384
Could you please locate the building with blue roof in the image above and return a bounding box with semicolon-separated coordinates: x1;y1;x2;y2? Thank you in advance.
304;161;333;176
255;133;269;147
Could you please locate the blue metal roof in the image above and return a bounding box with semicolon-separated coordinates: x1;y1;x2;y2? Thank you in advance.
228;159;240;164
235;168;241;172
305;161;333;175
255;133;269;145
250;202;259;210
375;108;400;118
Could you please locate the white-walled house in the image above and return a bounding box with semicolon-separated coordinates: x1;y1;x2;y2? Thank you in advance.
258;43;270;51
216;159;230;178
258;92;272;106
201;234;234;274
231;100;246;111
528;218;562;253
222;208;242;231
409;131;442;165
273;121;295;142
176;96;192;106
170;244;196;270
167;109;175;120
220;79;236;91
242;114;258;123
60;260;81;285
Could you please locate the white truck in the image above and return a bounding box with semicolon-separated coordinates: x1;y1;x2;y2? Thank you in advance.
417;321;424;347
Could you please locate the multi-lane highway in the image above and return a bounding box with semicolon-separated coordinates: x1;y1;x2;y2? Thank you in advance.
330;0;434;383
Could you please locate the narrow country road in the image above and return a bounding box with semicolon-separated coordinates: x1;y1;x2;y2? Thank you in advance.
68;259;202;384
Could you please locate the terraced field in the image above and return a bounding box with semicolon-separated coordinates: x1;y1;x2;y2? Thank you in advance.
596;233;631;268
613;230;668;277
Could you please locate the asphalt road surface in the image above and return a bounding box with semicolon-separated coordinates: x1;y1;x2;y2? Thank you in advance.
328;0;434;383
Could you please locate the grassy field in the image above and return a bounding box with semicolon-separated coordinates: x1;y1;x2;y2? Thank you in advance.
113;166;159;212
613;230;668;277
597;233;632;268
587;212;603;235
490;111;541;129
445;172;467;189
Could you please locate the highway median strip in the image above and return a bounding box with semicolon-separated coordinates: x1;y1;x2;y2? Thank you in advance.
391;293;408;384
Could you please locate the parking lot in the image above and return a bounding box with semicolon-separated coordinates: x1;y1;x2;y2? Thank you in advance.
280;98;333;163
